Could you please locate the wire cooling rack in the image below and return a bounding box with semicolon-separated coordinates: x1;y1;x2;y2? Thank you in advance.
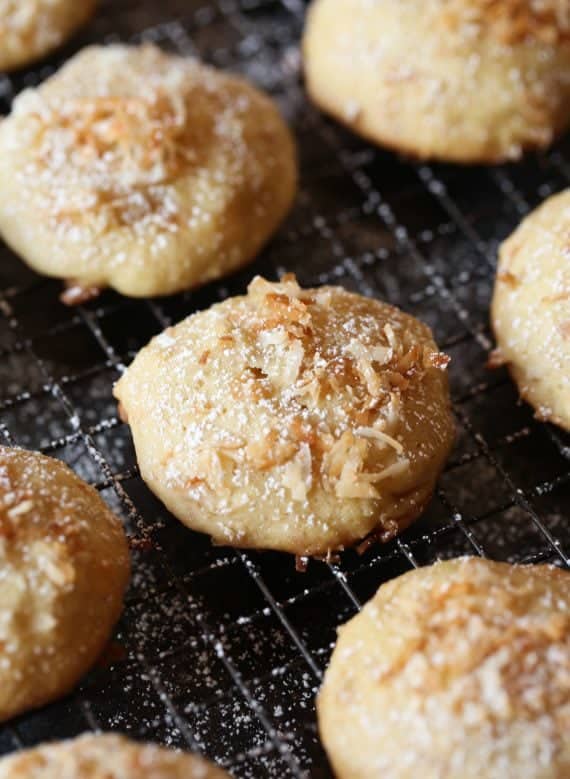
0;0;569;776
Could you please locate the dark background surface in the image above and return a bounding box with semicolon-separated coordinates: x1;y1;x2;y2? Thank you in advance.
0;1;569;776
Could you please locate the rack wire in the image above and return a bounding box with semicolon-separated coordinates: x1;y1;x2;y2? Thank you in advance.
0;0;569;776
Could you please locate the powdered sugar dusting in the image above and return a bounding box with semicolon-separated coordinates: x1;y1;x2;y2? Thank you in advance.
0;43;296;296
0;445;129;723
319;557;570;778
115;275;454;556
304;0;570;162
492;188;570;430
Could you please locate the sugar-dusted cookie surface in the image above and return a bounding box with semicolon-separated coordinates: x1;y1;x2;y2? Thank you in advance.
303;0;570;163
0;733;230;778
0;44;297;299
491;188;570;430
0;0;96;71
115;275;454;556
318;557;570;779
0;446;130;723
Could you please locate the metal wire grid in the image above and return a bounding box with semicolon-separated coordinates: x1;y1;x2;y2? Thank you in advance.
0;0;569;776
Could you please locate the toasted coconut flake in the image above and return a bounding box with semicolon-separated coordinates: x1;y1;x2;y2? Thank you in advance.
444;0;570;44
355;517;403;554
385;370;409;391
355;426;404;454
542;292;570;303
282;442;313;501
248;274;303;302
347;338;392;366
261;334;305;388
424;350;451;371
383;392;402;428
248;275;313;339
246;430;297;470
394;344;422;375
36;92;196;188
283;338;305;384
315;288;333;307
383;323;398;350
259;327;289;349
35;541;75;588
324;431;379;499
289;371;323;404
346;339;391;396
324;422;412;499
6;499;34;519
335;474;379;500
369;458;410;483
325;431;358;480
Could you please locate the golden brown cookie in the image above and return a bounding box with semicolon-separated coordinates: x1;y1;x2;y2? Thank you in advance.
491;189;570;430
0;446;130;723
114;275;454;557
303;0;570;163
0;733;230;778
0;0;96;71
318;557;570;779
0;44;297;299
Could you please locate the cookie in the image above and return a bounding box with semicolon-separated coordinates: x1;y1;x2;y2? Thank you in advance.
491;188;570;430
303;0;570;163
318;557;570;779
0;446;130;723
0;0;96;71
0;733;230;777
0;44;297;299
114;275;454;557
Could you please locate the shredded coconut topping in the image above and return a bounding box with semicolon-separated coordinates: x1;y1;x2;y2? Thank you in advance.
9;53;213;234
0;43;289;249
181;275;450;502
0;446;129;722
444;0;570;43
319;558;570;778
115;274;454;554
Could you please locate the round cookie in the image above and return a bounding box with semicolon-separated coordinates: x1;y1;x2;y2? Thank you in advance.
303;0;570;163
0;733;230;778
0;0;96;72
0;44;297;299
491;189;570;431
114;275;454;557
0;446;130;723
318;557;570;779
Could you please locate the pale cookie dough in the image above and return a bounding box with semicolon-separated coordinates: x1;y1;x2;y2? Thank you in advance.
318;557;570;779
0;44;297;299
0;733;230;778
491;189;570;431
0;0;96;71
0;446;130;723
303;0;570;163
114;275;454;557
